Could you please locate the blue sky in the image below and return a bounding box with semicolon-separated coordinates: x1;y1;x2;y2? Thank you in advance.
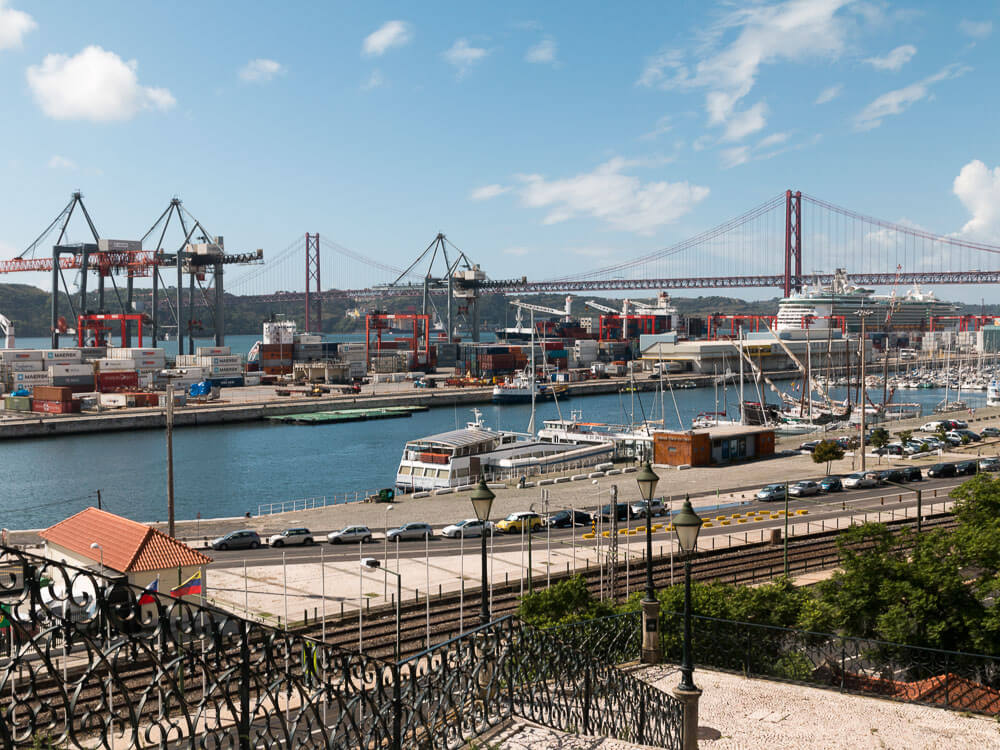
1;1;999;300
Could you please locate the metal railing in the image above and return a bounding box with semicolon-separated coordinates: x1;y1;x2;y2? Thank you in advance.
256;489;385;517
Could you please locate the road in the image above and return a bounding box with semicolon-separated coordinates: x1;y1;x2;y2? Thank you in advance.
206;472;967;569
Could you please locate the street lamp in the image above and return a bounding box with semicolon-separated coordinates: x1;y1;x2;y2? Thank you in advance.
361;558;401;663
636;462;661;664
383;504;394;599
672;497;703;750
470;479;495;625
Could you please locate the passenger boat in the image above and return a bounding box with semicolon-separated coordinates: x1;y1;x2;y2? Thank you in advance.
492;371;568;404
988;380;1000;407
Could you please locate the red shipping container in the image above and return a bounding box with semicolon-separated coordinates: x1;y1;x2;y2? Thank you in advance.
96;372;140;392
122;392;158;407
31;399;80;414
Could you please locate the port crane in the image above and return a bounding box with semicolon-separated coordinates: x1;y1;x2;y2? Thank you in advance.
509;296;574;331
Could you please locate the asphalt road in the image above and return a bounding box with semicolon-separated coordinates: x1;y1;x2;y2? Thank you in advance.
206;473;968;569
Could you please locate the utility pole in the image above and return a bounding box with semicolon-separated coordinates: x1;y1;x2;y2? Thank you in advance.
166;383;175;538
856;309;874;473
609;484;619;600
96;490;102;511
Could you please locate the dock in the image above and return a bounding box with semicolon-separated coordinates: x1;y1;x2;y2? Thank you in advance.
266;405;427;425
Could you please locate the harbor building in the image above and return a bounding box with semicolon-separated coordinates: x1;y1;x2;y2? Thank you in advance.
653;425;775;467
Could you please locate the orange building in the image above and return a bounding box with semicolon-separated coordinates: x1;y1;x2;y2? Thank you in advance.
654;425;775;467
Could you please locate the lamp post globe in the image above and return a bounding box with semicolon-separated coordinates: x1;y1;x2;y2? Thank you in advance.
469;479;495;625
636;461;659;502
636;462;662;665
673;498;703;553
673;496;703;694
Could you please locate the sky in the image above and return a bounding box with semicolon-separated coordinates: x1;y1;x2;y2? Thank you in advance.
1;1;999;301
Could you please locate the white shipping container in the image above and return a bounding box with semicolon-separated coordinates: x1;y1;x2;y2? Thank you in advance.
107;348;164;359
96;358;135;371
10;361;43;372
15;372;49;383
134;360;166;371
42;349;82;362
196;346;231;356
297;334;322;345
196;355;241;367
244;373;262;386
0;350;43;362
174;355;198;366
99;393;130;408
48;363;93;376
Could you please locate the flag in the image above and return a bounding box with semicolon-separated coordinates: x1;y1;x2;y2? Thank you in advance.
0;604;11;629
138;577;158;605
170;571;202;598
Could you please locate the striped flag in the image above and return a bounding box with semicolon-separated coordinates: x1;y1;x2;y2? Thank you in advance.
138;577;159;605
170;571;202;598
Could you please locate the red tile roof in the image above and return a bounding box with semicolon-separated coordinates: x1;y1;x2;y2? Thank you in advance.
40;507;212;573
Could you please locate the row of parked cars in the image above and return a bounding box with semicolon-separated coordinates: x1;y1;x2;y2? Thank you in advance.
208;500;675;550
757;457;998;502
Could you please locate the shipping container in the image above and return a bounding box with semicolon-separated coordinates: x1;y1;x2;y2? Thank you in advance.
9;361;43;372
95;371;140;391
48;363;93;377
14;372;49;383
0;350;42;362
41;349;82;362
50;376;95;387
95;358;135;371
206;376;245;388
107;348;163;359
31;399;80;414
195;346;231;357
33;385;73;401
3;396;31;411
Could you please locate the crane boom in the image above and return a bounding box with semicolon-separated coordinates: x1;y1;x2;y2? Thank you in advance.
0;250;161;276
511;296;573;320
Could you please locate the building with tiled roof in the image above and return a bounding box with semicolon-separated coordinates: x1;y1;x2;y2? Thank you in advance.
40;507;212;600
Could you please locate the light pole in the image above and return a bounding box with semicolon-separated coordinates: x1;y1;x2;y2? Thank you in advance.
470;480;495;626
856;308;874;473
672;497;703;750
383;504;393;599
635;462;660;664
881;479;923;533
361;558;401;663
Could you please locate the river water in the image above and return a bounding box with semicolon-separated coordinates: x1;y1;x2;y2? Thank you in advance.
0;370;985;530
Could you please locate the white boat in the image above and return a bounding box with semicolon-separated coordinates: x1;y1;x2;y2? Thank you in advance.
492;371;568;404
988;380;1000;407
537;410;655;463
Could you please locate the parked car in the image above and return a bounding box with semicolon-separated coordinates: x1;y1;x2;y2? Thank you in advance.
756;484;786;502
920;420;948;433
945;419;968;430
956;429;981;442
386;522;434;541
546;510;593;528
980;427;1000;438
843;472;877;489
979;457;1000;472
955;460;979;476
927;463;957;478
210;530;261;551
327;525;373;544
878;469;905;484
874;443;904;456
788;480;820;497
441;519;493;538
495;512;542;534
818;476;843;492
901;466;923;482
921;438;943;451
599;503;637;521
629;499;665;518
834;436;855;449
798;440;820;453
268;527;314;547
943;432;963;446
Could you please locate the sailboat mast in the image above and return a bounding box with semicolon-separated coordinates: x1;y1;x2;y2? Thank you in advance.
528;309;536;434
739;329;745;425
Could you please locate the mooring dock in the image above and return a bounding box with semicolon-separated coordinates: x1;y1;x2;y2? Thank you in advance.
265;405;428;425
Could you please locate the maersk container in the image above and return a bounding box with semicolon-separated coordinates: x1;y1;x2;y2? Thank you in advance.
14;372;49;383
42;349;82;362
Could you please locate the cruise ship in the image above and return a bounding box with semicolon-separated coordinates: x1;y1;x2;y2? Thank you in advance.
776;269;958;333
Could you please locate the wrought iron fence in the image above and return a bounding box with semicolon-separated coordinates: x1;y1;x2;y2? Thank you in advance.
543;611;642;665
0;547;684;749
658;612;1000;716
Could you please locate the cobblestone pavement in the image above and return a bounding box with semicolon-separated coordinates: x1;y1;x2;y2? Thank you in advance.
489;665;1000;749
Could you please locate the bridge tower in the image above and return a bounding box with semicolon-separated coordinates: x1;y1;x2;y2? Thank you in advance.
783;190;802;297
305;233;321;332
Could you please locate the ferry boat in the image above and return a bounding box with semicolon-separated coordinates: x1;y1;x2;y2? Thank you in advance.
492;372;568;404
988;380;1000;407
776;268;958;333
395;410;610;492
536;410;655;463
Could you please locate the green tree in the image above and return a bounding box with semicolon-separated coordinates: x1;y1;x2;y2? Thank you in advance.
936;424;950;444
869;428;890;463
896;429;913;446
517;575;616;627
812;440;844;475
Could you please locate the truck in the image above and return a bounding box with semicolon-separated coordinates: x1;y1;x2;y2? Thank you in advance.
364;488;395;503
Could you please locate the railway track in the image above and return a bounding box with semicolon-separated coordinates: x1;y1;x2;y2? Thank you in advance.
8;512;954;733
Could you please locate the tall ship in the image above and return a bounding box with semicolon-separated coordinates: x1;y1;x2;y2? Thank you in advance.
776;269;958;333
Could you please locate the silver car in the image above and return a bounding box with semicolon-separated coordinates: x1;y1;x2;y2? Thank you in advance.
441;519;493;538
268;527;315;547
386;522;433;542
630;499;665;518
327;525;373;544
788;481;819;497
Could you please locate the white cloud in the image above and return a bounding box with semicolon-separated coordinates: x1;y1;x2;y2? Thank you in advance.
470;184;511;201
511;157;709;235
637;0;853;139
953;160;1000;241
815;83;842;104
722;101;768;141
720;146;750;168
363;21;412;57
757;132;789;149
0;1;35;50
525;36;557;64
640;115;673;141
959;20;992;39
47;155;76;169
443;39;489;77
854;64;967;131
361;69;384;90
26;46;175;122
864;44;916;72
239;58;285;83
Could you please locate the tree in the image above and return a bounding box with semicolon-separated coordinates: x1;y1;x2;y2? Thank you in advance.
812;440;844;475
896;429;913;447
869;428;890;463
936;424;950;445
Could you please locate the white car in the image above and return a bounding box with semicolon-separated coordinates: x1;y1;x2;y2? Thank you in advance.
919;421;947;433
843;472;878;489
441;519;494;538
268;528;315;547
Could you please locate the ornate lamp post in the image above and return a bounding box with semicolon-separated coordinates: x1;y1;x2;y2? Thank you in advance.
470;479;495;625
635;462;660;664
672;496;704;750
